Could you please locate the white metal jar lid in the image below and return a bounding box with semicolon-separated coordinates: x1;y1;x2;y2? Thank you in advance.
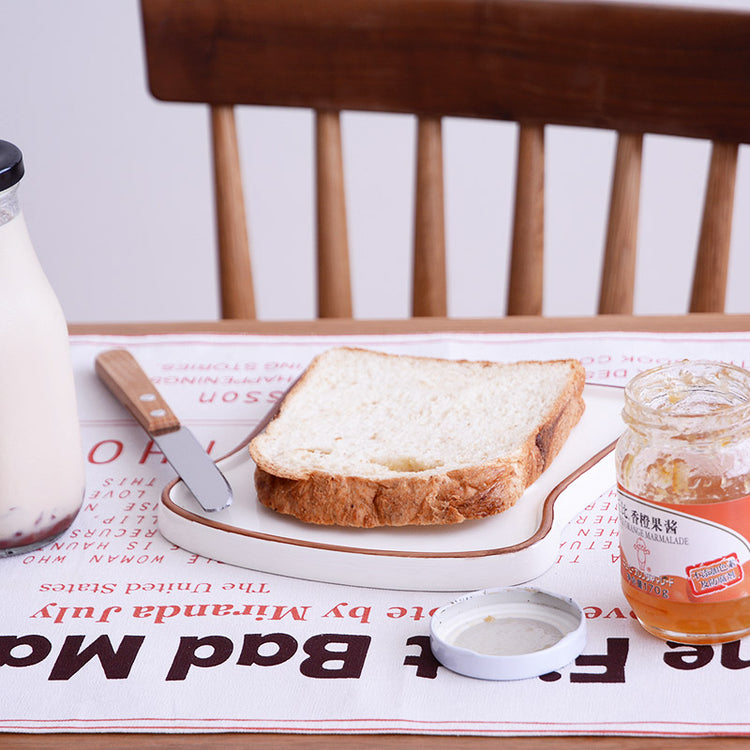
430;586;587;681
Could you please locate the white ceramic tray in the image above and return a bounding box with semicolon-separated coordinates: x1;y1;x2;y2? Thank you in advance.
159;384;623;591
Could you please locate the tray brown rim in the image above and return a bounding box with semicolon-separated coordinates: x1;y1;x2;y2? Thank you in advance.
160;435;617;560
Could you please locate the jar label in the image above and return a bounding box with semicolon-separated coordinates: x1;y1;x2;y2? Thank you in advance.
617;485;750;603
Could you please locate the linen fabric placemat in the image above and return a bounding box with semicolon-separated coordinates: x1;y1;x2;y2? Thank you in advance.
3;330;750;736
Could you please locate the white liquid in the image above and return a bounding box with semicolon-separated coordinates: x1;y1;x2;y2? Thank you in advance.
0;211;85;552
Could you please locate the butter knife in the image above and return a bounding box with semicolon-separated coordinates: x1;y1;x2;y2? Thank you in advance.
95;349;232;513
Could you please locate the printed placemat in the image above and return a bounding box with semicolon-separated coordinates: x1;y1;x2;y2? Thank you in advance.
3;330;750;735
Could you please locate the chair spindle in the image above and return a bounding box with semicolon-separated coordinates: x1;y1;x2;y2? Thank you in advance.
412;116;447;317
690;141;739;313
315;110;353;318
507;124;545;316
598;132;643;315
210;104;255;319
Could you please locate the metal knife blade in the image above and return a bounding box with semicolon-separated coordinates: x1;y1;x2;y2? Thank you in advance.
95;348;232;513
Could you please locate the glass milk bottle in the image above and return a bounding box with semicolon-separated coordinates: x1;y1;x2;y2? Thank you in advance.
0;140;85;555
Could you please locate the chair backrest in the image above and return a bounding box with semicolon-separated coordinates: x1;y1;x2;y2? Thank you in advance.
140;0;750;319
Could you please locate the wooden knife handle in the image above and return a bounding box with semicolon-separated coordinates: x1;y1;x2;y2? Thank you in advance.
95;349;180;435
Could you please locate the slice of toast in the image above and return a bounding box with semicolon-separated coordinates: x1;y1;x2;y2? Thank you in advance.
249;347;585;527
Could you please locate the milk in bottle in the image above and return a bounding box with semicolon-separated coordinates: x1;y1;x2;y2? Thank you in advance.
0;140;85;555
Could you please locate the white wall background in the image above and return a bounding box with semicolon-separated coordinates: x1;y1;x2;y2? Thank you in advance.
2;0;749;323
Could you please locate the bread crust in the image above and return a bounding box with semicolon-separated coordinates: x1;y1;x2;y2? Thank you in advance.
251;354;585;527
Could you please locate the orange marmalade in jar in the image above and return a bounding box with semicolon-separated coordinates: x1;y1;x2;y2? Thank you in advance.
617;360;750;644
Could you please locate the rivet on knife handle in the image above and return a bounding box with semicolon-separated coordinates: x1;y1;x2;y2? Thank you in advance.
95;349;179;435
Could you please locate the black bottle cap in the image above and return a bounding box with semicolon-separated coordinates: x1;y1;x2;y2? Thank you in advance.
0;141;24;190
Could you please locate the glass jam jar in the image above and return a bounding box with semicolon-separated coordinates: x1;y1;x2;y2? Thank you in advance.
617;360;750;644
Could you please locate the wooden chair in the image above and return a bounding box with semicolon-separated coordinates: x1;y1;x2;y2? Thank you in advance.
140;0;750;319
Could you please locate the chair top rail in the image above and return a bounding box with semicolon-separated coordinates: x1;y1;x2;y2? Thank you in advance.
141;0;750;143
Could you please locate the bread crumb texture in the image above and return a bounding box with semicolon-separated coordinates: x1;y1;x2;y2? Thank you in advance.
249;348;585;527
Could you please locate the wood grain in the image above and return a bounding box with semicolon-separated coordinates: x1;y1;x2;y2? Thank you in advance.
210;105;255;319
69;314;750;338
315;109;353;317
94;349;180;434
507;124;544;316
412;116;447;316
7;733;750;750
598;132;643;315
142;0;750;142
690;141;739;313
